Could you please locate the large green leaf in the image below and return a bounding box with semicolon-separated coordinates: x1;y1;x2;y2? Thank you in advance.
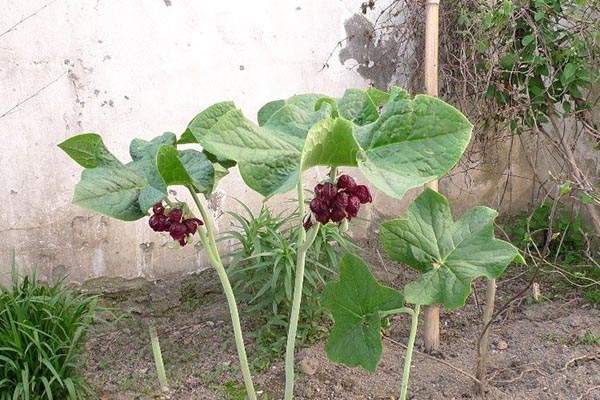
380;189;522;308
322;253;404;373
73;167;145;221
155;145;214;194
127;133;176;211
127;158;167;213
337;88;379;126
129;132;176;161
257;99;285;126
300;118;360;170
58;133;121;168
356;91;473;199
260;94;331;139
187;87;472;199
189;107;305;197
180;101;236;144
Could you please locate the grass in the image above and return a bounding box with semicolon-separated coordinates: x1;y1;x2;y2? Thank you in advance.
574;331;600;346
0;254;100;400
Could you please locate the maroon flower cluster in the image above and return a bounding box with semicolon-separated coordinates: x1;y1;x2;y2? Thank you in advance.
149;202;203;246
305;175;372;229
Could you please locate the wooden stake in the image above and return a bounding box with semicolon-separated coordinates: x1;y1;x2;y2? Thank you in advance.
423;0;441;354
475;278;496;394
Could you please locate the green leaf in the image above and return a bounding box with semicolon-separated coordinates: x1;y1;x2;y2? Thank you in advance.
130;132;176;161
499;54;517;69
521;34;535;47
337;88;379;126
380;189;521;308
127;133;177;210
301;118;360;170
156;145;214;194
322;253;404;373
179;149;215;194
127;158;167;212
73;167;145;220
563;63;577;81
257;100;285;126
365;88;390;108
356;93;473;199
191;88;471;199
261;93;332;139
180;101;237;144
58;133;122;168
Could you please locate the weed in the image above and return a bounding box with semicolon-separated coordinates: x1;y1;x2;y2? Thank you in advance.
223;200;358;366
221;380;246;400
502;200;600;302
542;332;568;346
574;331;600;346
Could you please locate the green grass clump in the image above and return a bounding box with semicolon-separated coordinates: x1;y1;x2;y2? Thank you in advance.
0;254;98;400
223;200;358;368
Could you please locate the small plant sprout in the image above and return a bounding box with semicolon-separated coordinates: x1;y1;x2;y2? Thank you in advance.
60;87;474;399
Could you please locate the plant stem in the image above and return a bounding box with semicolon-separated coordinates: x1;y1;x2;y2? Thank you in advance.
187;188;257;400
149;325;169;393
189;188;221;261
284;177;318;400
380;307;414;318
329;167;337;182
399;304;421;400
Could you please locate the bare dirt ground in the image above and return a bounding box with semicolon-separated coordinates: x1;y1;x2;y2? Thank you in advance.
82;240;600;400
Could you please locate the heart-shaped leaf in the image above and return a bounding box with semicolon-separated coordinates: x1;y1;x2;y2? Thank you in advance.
179;101;237;144
380;188;523;308
73;167;145;221
337;88;379;126
322;253;404;373
58;133;122;168
356;91;473;199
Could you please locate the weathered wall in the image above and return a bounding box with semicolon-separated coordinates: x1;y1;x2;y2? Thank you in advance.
4;1;592;285
0;0;386;283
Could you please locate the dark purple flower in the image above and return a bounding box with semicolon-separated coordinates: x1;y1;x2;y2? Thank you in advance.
315;209;331;224
333;192;349;210
169;221;188;241
315;182;337;202
354;185;372;204
330;207;347;223
152;202;165;215
346;195;361;218
303;215;313;231
184;218;203;235
168;208;183;223
337;175;357;192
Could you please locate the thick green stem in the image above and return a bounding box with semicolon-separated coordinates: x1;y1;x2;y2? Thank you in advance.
399;304;421;400
188;188;257;400
189;189;221;260
284;178;318;400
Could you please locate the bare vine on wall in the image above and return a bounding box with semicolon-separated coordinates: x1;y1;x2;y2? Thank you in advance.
342;0;600;241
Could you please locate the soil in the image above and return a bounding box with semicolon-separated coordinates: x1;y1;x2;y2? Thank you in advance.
82;239;600;400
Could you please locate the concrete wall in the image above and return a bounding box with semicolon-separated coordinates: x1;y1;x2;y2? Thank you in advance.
4;1;593;285
0;0;384;283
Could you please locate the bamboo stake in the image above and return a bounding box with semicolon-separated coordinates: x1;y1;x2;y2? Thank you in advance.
475;278;496;394
423;0;441;354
